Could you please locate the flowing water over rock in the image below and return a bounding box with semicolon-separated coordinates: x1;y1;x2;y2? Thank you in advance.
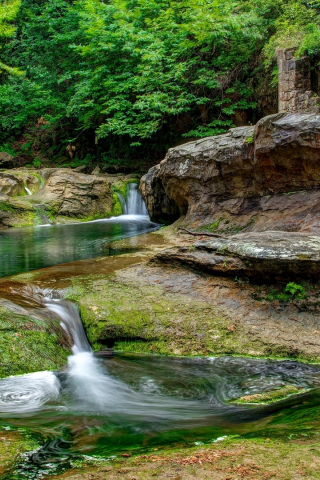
1;187;320;478
1;293;320;477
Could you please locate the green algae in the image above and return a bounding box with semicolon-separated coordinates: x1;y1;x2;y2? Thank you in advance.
230;385;307;405
0;305;70;378
111;192;123;216
112;178;139;200
0;428;39;478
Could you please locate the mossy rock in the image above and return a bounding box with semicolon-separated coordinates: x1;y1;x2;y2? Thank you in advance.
0;305;70;378
230;385;307;405
112;178;139;200
67;273;265;357
0;428;39;478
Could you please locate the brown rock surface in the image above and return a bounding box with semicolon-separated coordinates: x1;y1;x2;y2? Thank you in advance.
0;169;114;227
140;112;320;233
154;231;320;280
26;168;113;218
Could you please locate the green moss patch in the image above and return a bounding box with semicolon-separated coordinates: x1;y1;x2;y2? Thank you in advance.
231;385;307;405
0;305;70;378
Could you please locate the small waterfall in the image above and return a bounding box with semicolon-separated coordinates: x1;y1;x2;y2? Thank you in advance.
116;192;128;215
45;299;91;355
33;204;52;226
126;183;148;215
25;186;32;195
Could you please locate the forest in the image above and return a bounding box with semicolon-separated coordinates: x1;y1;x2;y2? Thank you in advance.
0;0;320;170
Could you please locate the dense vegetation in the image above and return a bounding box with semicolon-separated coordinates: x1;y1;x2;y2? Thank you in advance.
0;0;320;170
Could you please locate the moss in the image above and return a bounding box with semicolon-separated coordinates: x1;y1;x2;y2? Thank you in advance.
66;273;317;360
112;178;139;200
111;192;123;216
0;201;15;213
0;428;39;478
48;435;320;480
231;385;306;405
0;305;70;378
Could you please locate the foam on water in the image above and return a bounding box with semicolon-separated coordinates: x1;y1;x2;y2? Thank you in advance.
0;371;60;413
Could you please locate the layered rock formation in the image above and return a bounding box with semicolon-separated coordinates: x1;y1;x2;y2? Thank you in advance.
0;168;135;227
140;112;320;234
154;231;320;281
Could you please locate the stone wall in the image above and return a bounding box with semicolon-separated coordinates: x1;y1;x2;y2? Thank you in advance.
278;47;320;113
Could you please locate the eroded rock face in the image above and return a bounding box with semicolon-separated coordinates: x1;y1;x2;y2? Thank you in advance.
0;152;15;169
254;113;320;193
27;169;113;218
154;231;320;280
141;112;320;233
140;165;181;223
0;168;115;227
0;171;43;197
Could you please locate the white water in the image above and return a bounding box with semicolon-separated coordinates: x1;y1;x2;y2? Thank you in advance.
0;294;205;417
126;183;148;215
25;186;32;195
43;299;202;418
116;183;148;216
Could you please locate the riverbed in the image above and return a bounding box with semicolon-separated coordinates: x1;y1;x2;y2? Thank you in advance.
0;200;320;479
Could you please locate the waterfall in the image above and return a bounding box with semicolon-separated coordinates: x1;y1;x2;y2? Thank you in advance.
115;183;148;216
126;183;148;215
25;186;32;195
116;192;128;215
33;204;52;226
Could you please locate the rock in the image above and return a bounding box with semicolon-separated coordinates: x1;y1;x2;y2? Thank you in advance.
0;152;15;169
91;166;101;175
154;231;320;280
139;165;181;223
0;171;43;197
73;165;87;173
0;168;129;227
23;169;113;219
254;113;320;193
140;113;320;233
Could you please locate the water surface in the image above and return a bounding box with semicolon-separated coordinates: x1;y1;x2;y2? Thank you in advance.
0;215;159;277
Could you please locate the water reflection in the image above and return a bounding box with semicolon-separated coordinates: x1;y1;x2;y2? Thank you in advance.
0;215;159;277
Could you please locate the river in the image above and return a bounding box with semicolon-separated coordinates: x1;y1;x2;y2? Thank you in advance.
0;186;320;479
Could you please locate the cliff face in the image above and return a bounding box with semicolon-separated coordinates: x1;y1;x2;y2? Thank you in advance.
140;113;320;234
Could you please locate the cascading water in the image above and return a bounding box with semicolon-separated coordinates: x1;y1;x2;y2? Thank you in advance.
126;183;148;215
116;183;148;216
24;186;32;195
43;298;206;418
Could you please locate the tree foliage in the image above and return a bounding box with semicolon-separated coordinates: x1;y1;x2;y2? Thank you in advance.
0;0;319;168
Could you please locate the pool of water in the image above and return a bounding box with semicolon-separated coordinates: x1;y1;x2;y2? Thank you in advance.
0;215;159;277
1;353;320;479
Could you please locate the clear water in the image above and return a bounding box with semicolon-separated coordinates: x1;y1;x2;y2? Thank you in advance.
0;193;319;478
1;296;320;478
0;215;159;277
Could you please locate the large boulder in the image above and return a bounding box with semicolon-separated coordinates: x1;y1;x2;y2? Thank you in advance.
26;169;113;218
140;113;320;233
0;152;16;169
0;168;117;227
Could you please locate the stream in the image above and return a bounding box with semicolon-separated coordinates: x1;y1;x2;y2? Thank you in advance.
1;185;320;478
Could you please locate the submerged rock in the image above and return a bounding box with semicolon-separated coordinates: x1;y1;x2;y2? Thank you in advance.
140;112;320;234
230;385;307;405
